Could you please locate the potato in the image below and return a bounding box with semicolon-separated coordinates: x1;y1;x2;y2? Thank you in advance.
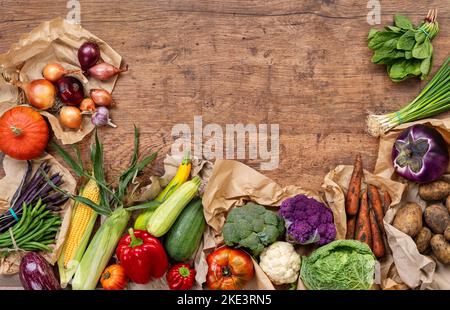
414;227;432;254
446;196;450;214
445;225;450;242
419;180;450;201
430;234;450;265
393;203;423;237
424;204;450;234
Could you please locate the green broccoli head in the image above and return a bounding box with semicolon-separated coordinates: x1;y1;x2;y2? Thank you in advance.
223;202;285;256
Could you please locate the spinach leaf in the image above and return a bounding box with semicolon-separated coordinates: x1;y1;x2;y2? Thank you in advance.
420;57;432;78
405;51;413;59
397;30;416;50
368;31;401;50
394;14;413;30
368;28;378;40
412;40;432;59
415;31;426;44
386;25;403;33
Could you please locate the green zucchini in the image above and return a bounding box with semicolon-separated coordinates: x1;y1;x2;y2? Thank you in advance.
165;198;205;262
147;176;201;237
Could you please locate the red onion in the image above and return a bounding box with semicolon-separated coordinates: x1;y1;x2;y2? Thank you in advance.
92;107;116;127
87;63;128;81
56;76;85;105
392;124;449;183
78;41;100;71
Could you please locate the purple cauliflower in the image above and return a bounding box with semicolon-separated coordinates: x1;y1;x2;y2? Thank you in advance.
279;194;336;246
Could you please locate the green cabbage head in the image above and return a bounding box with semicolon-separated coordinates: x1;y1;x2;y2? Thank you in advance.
300;240;376;290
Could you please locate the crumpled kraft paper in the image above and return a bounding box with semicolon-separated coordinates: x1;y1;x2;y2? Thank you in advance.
373;119;450;290
198;159;344;290
322;164;407;289
0;18;123;145
0;153;77;274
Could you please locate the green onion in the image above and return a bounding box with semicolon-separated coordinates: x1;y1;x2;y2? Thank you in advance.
368;57;450;136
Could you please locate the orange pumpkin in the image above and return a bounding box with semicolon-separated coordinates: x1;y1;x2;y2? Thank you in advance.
0;106;49;160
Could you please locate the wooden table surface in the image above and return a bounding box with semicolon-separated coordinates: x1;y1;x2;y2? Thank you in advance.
0;0;449;288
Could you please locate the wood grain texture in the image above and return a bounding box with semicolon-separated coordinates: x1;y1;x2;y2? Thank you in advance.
0;0;449;288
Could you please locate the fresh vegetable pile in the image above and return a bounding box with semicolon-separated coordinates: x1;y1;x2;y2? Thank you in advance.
4;41;125;130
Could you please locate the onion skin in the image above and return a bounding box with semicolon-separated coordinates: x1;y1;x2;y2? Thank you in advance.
13;79;56;110
42;63;80;82
56;76;85;106
392;124;449;183
78;41;100;71
59;106;82;129
87;63;128;81
90;89;113;107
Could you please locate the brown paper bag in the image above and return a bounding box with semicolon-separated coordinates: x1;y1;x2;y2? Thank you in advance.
198;159;345;290
374;119;450;290
0;154;77;274
322;164;407;289
0;18;123;145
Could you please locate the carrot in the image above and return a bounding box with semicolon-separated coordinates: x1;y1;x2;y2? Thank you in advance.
346;154;363;216
368;185;385;233
355;190;372;249
383;191;392;215
369;206;386;258
346;216;356;239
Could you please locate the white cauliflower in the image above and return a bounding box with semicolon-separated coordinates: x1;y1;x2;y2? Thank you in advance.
259;241;301;285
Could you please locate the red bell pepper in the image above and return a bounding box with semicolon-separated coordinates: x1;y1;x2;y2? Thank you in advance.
116;228;168;284
166;263;196;290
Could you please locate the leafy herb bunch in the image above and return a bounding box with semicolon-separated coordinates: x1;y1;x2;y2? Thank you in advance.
368;9;439;82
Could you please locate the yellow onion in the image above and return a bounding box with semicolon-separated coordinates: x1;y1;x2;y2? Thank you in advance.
59;106;82;129
12;79;56;110
42;63;80;82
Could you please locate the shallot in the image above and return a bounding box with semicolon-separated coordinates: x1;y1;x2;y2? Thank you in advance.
88;63;128;81
56;76;85;106
78;41;100;71
90;89;113;107
11;79;56;110
42;63;80;82
79;98;96;112
92;107;116;127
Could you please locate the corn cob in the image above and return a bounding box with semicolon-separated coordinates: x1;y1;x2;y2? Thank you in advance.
72;207;130;290
58;179;100;288
134;153;191;230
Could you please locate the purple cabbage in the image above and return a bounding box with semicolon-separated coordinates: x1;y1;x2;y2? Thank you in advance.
392;124;449;183
279;194;336;246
